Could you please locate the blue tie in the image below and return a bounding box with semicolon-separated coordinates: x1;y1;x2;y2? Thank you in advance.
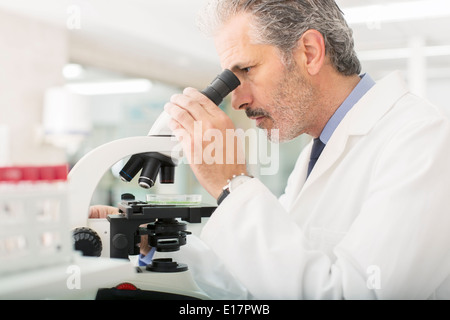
307;138;326;178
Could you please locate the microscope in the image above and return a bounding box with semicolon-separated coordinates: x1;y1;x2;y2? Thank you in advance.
68;69;240;299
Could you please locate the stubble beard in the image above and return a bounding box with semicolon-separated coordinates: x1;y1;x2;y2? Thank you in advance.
247;65;316;143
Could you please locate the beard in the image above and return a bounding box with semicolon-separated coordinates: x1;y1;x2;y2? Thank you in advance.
246;64;316;143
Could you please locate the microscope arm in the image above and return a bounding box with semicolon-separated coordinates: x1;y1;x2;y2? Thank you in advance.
68;135;180;230
148;111;172;136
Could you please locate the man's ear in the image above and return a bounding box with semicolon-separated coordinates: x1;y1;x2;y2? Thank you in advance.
294;29;326;76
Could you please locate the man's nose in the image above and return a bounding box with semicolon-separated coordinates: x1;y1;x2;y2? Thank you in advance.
231;83;252;110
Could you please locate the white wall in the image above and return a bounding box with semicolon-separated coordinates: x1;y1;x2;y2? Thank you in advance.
427;78;450;118
0;9;67;165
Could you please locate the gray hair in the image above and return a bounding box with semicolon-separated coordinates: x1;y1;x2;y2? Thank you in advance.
197;0;361;76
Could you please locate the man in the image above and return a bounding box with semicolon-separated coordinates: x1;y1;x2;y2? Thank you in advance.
92;0;450;299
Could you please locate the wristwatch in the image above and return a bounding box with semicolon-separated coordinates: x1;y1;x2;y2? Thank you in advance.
217;173;253;205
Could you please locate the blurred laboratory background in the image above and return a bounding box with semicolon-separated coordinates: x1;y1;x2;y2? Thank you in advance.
0;0;449;206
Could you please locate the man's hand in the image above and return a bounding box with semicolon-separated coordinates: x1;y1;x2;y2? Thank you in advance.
89;205;119;219
164;87;248;199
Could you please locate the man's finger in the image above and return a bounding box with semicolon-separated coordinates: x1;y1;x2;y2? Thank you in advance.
164;102;196;133
89;205;119;219
183;87;221;115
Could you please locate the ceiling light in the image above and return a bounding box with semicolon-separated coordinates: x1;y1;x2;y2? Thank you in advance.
62;63;84;79
358;45;450;61
343;0;450;25
65;79;153;95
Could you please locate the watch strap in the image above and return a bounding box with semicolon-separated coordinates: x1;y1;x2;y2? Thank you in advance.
216;173;253;205
217;188;230;205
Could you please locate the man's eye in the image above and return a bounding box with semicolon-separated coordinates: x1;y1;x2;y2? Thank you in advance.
242;67;252;73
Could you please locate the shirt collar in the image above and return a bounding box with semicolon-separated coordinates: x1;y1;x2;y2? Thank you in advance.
319;73;376;144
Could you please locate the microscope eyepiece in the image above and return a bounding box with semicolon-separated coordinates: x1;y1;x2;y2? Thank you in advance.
201;69;240;106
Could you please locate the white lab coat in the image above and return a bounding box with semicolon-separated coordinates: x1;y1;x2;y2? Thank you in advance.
159;71;450;299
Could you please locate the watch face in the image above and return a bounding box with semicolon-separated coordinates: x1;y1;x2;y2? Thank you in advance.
229;175;252;192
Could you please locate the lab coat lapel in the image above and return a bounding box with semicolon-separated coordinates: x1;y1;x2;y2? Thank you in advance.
301;71;409;190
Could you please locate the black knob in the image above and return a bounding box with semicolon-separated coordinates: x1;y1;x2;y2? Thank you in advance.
121;193;135;201
112;234;128;250
73;227;102;257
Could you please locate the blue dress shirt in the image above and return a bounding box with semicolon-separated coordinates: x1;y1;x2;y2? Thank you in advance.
138;247;156;266
319;73;376;144
306;74;375;178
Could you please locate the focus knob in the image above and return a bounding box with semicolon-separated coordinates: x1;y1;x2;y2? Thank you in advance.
73;227;102;257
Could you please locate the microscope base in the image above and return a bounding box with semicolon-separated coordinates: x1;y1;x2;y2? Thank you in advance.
0;254;134;300
96;266;210;300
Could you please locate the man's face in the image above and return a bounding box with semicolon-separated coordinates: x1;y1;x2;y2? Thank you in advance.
215;13;318;142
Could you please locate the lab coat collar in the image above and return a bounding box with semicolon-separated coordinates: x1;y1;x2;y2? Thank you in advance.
346;71;409;136
303;71;409;188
